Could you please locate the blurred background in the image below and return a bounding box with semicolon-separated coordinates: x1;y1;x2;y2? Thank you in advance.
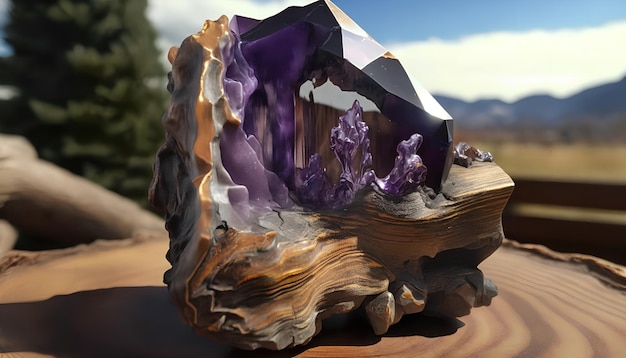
0;0;166;207
0;0;624;261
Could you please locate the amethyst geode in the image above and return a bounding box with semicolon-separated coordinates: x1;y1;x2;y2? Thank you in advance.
149;1;508;350
219;0;452;215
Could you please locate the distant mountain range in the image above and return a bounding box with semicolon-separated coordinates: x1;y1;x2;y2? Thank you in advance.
434;75;626;128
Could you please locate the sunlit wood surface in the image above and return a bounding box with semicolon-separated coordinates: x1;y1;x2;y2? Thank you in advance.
0;233;624;358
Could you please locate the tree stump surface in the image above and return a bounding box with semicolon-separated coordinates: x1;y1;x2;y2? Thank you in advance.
0;232;624;357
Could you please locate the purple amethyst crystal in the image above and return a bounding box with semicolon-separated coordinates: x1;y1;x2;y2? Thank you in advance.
295;100;375;208
294;100;426;208
218;0;453;214
295;153;332;208
219;29;292;219
329;100;375;205
375;134;427;196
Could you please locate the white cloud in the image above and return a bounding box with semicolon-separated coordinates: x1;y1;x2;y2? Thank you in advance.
148;1;626;102
148;0;310;60
387;21;626;102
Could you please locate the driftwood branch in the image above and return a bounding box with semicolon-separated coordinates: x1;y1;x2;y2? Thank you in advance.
0;220;17;256
0;134;164;246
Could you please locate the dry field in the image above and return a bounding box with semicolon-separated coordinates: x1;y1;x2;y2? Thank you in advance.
468;141;626;184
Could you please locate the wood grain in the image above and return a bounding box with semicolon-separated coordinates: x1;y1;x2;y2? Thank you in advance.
153;160;511;349
0;235;624;357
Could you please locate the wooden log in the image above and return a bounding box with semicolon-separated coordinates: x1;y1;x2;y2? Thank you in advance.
0;134;38;161
0;220;17;255
0;134;165;245
0;234;624;357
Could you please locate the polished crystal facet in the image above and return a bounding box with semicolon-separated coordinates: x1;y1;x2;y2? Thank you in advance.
221;0;452;210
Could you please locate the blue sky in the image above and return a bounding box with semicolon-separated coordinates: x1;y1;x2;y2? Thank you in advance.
330;0;626;43
1;0;625;102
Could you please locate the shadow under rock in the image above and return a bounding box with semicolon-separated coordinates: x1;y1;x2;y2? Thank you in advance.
384;314;465;338
0;286;464;358
0;286;230;358
238;310;464;357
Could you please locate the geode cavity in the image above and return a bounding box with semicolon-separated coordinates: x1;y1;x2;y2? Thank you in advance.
226;0;453;215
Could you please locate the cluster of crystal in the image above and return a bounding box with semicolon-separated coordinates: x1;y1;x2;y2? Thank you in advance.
453;142;494;168
295;100;376;208
221;0;452;211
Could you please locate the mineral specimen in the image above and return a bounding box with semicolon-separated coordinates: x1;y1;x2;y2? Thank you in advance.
454;141;494;167
150;0;512;351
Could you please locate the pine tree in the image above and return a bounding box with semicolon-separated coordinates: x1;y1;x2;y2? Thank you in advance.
0;0;167;206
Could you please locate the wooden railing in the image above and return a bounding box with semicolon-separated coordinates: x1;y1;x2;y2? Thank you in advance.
502;178;626;265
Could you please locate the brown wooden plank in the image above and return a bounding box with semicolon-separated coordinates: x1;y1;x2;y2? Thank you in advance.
508;178;626;211
503;215;626;265
1;234;625;357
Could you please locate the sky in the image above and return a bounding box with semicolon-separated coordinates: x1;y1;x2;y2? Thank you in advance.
2;0;626;102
